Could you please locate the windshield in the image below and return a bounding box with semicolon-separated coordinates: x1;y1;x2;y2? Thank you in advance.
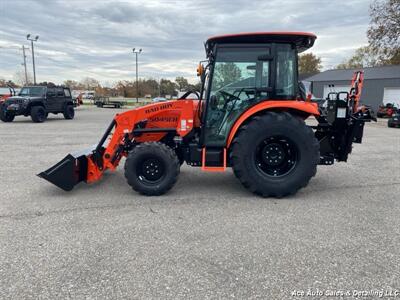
19;87;46;97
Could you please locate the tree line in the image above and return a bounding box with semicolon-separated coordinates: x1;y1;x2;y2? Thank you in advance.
0;76;202;98
298;0;399;74
64;77;201;98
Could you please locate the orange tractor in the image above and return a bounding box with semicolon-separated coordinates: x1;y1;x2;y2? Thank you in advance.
0;85;16;103
39;32;374;197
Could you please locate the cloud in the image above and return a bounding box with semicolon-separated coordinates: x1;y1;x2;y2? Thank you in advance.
0;0;371;84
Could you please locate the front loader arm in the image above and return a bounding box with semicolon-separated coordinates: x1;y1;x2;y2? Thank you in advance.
39;100;198;191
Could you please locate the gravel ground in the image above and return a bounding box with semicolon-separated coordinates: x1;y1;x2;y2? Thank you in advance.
0;106;399;299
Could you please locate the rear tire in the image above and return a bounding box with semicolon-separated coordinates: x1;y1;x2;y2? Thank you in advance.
231;112;319;197
30;106;47;123
124;142;180;196
63;105;74;119
0;105;14;122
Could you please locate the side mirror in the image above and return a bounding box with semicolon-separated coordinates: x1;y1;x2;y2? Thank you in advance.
210;94;218;109
197;63;206;83
197;63;204;77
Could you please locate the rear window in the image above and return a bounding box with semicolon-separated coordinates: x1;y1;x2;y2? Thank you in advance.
64;89;71;97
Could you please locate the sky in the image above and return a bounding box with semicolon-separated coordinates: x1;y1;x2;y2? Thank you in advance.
0;0;372;86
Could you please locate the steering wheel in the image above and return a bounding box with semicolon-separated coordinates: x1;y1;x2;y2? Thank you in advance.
219;90;240;102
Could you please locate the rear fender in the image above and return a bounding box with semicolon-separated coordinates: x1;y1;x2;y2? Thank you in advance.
63;100;74;109
226;100;319;148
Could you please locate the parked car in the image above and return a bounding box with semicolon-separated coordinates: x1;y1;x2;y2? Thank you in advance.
388;111;400;128
0;85;17;103
94;96;126;108
0;86;74;123
73;93;84;107
152;97;167;102
377;103;397;118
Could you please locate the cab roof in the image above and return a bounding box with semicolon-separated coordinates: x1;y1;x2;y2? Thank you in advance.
205;32;316;55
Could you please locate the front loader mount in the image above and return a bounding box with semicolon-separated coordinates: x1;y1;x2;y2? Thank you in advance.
38;99;198;191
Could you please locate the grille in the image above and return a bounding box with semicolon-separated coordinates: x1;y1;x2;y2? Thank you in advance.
7;99;25;105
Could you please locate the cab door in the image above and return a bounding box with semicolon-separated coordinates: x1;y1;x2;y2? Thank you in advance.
46;88;57;111
202;45;273;147
55;87;65;111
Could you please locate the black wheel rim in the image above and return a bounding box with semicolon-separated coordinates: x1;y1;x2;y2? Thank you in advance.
137;157;165;184
255;136;298;177
38;109;45;121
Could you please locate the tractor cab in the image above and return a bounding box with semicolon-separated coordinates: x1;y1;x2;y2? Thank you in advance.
194;33;317;170
199;32;316;147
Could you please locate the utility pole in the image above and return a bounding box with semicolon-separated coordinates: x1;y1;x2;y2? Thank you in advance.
132;48;142;103
21;45;28;85
26;34;39;85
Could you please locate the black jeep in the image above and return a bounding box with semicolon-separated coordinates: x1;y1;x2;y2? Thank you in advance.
0;86;75;123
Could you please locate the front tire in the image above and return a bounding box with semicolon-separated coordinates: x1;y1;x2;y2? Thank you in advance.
124;142;180;196
231;112;319;197
0;105;15;122
30;106;47;123
63;105;75;119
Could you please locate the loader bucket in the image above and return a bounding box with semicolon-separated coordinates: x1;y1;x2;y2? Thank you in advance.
37;147;94;191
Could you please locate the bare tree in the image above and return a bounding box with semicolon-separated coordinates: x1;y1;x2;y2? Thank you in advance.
13;70;32;86
80;77;100;90
367;0;400;64
336;46;379;69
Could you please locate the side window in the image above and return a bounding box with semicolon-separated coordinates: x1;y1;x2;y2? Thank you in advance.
275;44;296;98
64;89;71;97
56;88;64;97
47;88;56;97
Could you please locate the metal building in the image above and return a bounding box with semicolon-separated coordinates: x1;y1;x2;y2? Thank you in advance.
305;65;400;110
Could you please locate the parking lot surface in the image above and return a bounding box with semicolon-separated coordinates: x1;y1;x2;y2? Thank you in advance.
0;107;399;299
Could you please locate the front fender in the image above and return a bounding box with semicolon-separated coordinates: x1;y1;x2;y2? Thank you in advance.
226;100;319;148
27;100;46;111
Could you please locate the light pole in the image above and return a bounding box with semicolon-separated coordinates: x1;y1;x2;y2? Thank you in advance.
26;34;39;85
132;48;142;103
21;45;29;85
